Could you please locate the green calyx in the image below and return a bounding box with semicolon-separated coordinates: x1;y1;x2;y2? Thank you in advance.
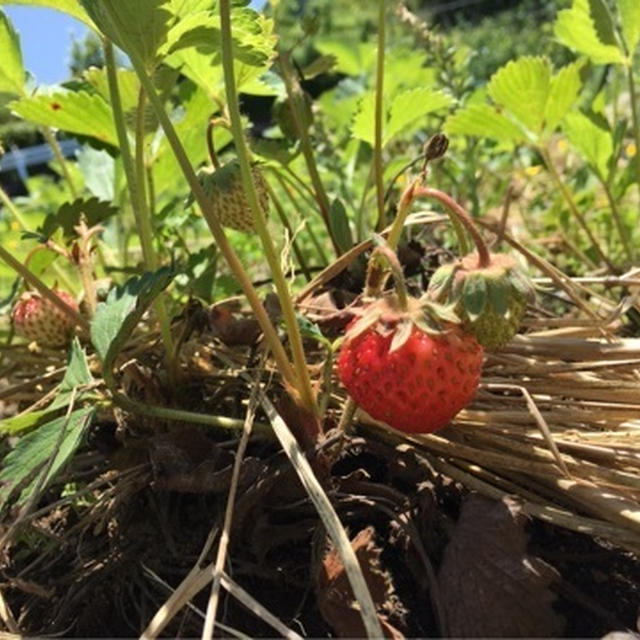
427;252;534;351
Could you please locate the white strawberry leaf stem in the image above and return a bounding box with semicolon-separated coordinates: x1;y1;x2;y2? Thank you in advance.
219;0;318;416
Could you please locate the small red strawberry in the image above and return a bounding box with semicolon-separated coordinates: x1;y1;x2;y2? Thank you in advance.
11;289;79;347
337;291;483;434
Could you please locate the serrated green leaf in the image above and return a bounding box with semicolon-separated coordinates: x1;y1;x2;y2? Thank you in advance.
329;198;353;255
462;275;488;318
544;61;583;133
563;111;613;177
351;91;377;146
554;0;625;65
91;268;174;371
488;57;551;134
0;406;94;511
0;0;95;29
618;0;640;51
384;88;452;145
0;10;24;96
84;66;140;113
40;197;118;239
79;0;173;70
444;103;526;146
58;338;93;393
11;90;117;146
314;39;375;76
486;277;509;316
587;0;619;47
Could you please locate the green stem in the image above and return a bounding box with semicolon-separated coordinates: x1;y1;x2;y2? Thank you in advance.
599;174;633;262
134;87;177;375
367;244;409;309
279;53;341;256
373;0;386;231
126;41;298;397
41;126;78;199
263;178;312;281
271;170;329;265
413;186;490;267
219;0;317;415
0;243;88;331
539;146;615;272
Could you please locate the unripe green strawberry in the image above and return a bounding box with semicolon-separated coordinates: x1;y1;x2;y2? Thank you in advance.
194;160;269;232
11;289;79;347
428;252;534;351
338;293;483;433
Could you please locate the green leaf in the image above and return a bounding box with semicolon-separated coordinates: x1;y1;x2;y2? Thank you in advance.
488;57;551;134
444;103;527;146
351;91;377;146
79;0;173;70
0;0;95;30
563;111;613;177
0;10;24;96
329;198;353;255
462;275;488;318
554;0;625;65
587;0;619;48
0;409;57;436
618;0;640;51
84;66;140;114
77;146;115;202
58;338;93;393
544;61;583;133
384;88;452;145
314;39;375;76
10;90;117;146
40;197;118;239
91;268;174;372
0;406;94;510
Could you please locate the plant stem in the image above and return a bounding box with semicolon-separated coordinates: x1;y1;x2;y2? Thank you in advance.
274;170;329;265
367;244;409;309
413;186;490;267
624;54;640;208
373;0;386;231
279;53;341;256
263;178;312;281
41;126;78;199
104;40;176;373
539;146;615;272
128;44;298;397
599;175;633;262
0;243;88;330
219;0;317;415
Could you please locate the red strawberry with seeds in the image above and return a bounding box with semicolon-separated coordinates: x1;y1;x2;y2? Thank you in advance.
11;289;79;347
337;243;483;434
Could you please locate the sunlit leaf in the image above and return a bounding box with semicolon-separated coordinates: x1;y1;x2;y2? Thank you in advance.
384;88;452;145
0;10;24;96
314;39;375;76
488;57;551;133
79;0;173;70
77;146;115;202
84;67;140;113
554;0;625;65
11;90;117;146
0;0;95;29
444;104;527;146
351;91;377;146
544;61;583;133
563;111;613;178
618;0;640;51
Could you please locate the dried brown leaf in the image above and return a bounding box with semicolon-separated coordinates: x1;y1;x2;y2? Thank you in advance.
438;495;564;638
316;526;404;639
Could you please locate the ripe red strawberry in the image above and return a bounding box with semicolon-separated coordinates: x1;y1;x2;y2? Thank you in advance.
338;295;483;434
11;289;79;347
